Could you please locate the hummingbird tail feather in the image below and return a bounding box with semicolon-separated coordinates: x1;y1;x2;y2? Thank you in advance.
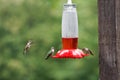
23;50;27;55
89;50;94;56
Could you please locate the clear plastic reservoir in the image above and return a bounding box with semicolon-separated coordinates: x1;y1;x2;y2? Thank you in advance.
62;3;78;49
62;3;78;38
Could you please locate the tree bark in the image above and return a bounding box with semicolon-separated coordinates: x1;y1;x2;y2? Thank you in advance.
98;0;120;80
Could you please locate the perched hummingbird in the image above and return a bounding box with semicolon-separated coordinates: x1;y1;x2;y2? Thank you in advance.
23;40;33;55
45;47;54;60
82;48;94;55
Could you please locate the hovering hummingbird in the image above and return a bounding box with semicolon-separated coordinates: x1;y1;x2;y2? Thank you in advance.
23;40;33;55
45;47;54;60
82;48;94;55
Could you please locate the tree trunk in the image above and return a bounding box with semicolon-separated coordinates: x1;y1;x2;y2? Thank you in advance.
98;0;120;80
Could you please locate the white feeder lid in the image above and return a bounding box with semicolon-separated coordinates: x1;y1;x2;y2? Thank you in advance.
67;0;72;4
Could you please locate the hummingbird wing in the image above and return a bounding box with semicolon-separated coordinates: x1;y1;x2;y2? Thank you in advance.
45;50;53;60
88;49;94;56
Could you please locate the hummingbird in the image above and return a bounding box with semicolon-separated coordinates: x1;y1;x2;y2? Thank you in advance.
82;48;94;55
45;47;54;60
23;40;33;55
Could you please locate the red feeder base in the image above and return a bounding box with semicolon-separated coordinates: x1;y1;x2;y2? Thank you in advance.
52;49;89;59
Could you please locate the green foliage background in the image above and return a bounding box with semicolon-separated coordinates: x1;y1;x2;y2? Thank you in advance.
0;0;98;80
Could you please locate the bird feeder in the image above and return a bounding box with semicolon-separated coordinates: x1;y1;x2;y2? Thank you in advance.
52;0;89;59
